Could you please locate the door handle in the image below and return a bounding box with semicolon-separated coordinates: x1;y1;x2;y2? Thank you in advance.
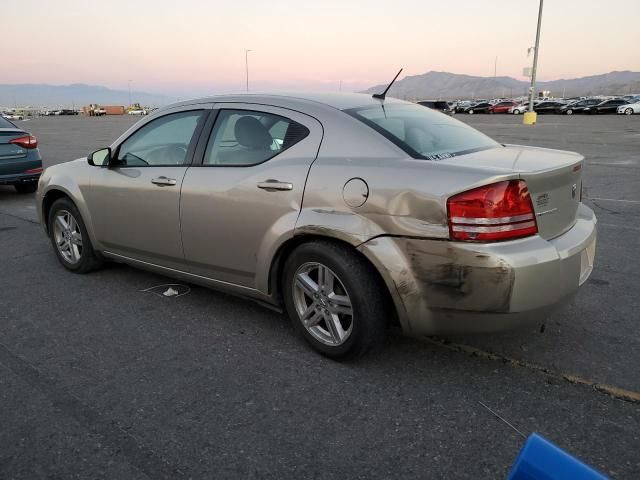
257;180;293;191
151;176;177;186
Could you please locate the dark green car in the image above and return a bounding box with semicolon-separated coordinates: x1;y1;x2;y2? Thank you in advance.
0;116;43;193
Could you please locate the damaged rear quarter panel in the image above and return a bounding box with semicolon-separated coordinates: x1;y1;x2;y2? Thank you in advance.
401;239;515;313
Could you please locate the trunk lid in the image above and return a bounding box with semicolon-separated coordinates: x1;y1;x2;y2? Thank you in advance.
0;129;29;160
443;145;583;240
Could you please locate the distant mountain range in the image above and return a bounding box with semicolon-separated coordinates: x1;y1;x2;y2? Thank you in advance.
2;70;639;108
0;84;176;108
362;70;640;100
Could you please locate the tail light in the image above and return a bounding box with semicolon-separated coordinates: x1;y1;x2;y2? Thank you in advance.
24;167;43;174
447;180;538;242
10;135;38;149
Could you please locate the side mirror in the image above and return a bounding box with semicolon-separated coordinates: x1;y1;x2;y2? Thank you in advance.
88;147;111;167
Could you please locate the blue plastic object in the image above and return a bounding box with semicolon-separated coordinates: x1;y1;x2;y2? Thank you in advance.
508;433;608;480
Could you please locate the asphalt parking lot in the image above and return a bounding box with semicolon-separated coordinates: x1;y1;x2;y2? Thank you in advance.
1;113;639;479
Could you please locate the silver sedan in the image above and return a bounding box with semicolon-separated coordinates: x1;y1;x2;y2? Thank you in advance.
37;93;597;358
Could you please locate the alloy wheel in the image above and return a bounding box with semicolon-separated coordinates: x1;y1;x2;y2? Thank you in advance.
53;210;83;264
625;108;633;115
292;262;354;346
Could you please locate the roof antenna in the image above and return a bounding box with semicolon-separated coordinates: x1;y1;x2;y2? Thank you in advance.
372;68;403;101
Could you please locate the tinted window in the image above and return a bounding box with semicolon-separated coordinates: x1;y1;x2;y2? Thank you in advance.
117;110;204;167
203;110;309;166
345;103;499;160
0;116;16;128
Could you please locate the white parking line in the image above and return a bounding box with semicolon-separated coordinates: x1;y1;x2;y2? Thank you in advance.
590;198;640;204
602;223;640;231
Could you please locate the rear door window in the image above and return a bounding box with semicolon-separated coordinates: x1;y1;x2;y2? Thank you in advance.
203;110;309;166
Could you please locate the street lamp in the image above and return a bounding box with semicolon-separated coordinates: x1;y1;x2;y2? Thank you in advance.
524;0;544;125
245;49;252;92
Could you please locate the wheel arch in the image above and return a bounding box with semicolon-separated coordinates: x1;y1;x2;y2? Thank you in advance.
268;234;399;326
42;188;74;234
41;185;100;251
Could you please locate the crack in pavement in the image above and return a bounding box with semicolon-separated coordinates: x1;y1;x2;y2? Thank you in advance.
0;210;40;225
422;337;640;404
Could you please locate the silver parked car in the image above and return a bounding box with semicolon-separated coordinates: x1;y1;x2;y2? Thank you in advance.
37;93;597;358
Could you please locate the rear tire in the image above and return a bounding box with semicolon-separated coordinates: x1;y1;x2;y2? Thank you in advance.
14;183;37;194
468;109;474;114
47;197;103;273
283;241;388;359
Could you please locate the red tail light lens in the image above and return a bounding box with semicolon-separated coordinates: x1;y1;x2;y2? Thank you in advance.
10;135;38;149
447;180;538;242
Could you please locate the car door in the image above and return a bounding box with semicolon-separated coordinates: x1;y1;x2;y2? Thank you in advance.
85;106;209;266
180;104;323;289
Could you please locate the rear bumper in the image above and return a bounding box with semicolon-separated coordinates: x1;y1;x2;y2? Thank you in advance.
0;155;42;185
358;203;597;335
0;172;41;185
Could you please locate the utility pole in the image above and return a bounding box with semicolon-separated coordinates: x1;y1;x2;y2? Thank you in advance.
245;49;252;92
528;0;543;112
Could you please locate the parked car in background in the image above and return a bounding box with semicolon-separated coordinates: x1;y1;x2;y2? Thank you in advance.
533;101;565;114
58;109;78;116
127;109;148;116
586;99;629;114
464;102;491;114
0;115;43;193
617;102;640;115
510;102;536;114
556;99;599;115
488;101;517;114
417;100;453;115
454;101;473;113
2;113;24;121
36;92;596;358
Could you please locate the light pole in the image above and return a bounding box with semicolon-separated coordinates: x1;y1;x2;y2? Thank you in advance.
245;49;252;92
128;80;132;106
525;0;544;123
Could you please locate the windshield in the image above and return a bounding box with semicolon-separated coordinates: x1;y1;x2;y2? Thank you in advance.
344;103;499;160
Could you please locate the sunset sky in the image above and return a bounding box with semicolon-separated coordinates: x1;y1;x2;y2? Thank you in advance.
3;0;639;96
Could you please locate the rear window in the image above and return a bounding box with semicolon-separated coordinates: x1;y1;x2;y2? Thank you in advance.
0;116;16;128
344;103;499;160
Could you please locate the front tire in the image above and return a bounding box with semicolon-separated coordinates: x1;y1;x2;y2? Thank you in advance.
47;197;103;273
283;241;388;359
625;108;633;115
468;109;474;114
514;109;521;115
